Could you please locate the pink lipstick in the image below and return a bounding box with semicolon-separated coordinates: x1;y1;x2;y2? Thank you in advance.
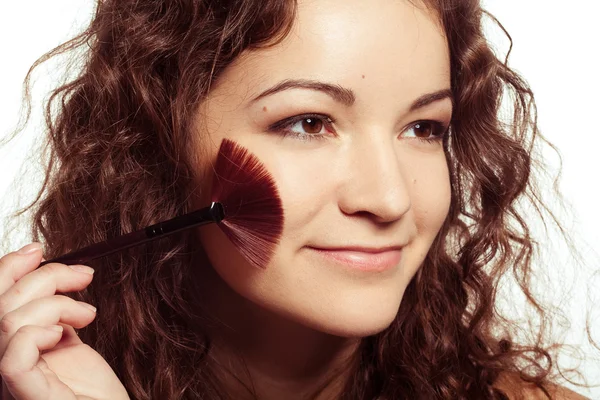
306;246;402;272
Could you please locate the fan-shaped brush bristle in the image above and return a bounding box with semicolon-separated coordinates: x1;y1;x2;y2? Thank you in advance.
211;139;284;269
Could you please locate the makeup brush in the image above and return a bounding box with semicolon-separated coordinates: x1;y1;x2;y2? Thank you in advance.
39;138;284;269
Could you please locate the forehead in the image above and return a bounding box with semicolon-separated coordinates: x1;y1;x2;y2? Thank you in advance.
214;0;449;106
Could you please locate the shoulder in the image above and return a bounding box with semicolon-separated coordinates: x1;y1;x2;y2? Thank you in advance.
494;372;589;400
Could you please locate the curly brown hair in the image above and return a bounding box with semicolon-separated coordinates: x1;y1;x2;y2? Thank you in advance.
2;0;588;399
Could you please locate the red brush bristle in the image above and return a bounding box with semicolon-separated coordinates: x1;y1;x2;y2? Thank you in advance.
211;139;284;269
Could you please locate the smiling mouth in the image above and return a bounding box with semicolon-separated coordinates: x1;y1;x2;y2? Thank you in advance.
305;246;403;272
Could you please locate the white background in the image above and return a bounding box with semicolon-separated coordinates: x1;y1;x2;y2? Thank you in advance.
0;1;599;398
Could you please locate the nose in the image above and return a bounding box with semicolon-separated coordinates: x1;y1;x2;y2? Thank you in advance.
337;135;411;223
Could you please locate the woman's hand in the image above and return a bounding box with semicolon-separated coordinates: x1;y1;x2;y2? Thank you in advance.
0;243;129;400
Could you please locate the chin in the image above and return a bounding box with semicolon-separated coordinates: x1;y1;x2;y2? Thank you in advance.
284;297;404;339
312;312;398;338
329;321;396;338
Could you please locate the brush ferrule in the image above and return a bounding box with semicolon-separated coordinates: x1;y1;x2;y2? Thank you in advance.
210;201;226;223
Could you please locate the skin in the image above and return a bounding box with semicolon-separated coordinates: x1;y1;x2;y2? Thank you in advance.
0;1;588;399
0;246;129;400
0;0;590;399
0;0;452;398
190;0;452;398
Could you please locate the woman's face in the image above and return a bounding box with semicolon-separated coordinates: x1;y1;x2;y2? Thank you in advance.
193;0;452;337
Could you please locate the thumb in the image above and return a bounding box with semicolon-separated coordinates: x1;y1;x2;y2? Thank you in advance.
50;324;84;351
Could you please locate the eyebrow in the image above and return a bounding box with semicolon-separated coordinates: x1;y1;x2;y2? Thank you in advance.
409;88;453;111
251;79;453;111
252;79;356;106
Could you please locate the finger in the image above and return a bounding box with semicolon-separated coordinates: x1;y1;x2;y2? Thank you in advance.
0;325;77;400
0;262;94;318
0;295;96;356
0;243;44;295
51;324;84;351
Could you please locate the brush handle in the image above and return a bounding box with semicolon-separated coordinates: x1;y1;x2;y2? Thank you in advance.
39;202;225;267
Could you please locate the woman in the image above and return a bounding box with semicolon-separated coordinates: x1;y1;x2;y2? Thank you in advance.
0;0;591;398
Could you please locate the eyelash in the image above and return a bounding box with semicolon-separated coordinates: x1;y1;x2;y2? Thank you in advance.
268;113;336;142
267;113;449;144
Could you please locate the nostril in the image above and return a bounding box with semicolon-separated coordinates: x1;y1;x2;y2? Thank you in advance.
341;200;411;225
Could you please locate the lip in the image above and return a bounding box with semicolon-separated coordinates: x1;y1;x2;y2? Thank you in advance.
306;246;403;272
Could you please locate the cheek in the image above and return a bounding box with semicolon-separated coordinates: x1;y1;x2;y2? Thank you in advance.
268;147;338;242
194;144;338;291
405;152;451;248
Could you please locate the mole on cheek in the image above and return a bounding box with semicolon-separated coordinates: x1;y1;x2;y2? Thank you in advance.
263;106;268;112
362;74;365;79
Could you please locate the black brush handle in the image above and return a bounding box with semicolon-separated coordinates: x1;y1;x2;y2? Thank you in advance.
39;202;225;267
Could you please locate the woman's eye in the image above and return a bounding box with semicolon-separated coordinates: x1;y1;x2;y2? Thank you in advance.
294;117;325;134
268;114;334;141
403;120;448;143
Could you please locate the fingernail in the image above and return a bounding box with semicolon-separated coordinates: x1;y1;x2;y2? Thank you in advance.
47;325;64;333
69;264;95;275
78;302;97;313
18;243;43;255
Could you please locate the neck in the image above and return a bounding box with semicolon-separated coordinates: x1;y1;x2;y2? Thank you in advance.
191;251;360;400
210;334;357;400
